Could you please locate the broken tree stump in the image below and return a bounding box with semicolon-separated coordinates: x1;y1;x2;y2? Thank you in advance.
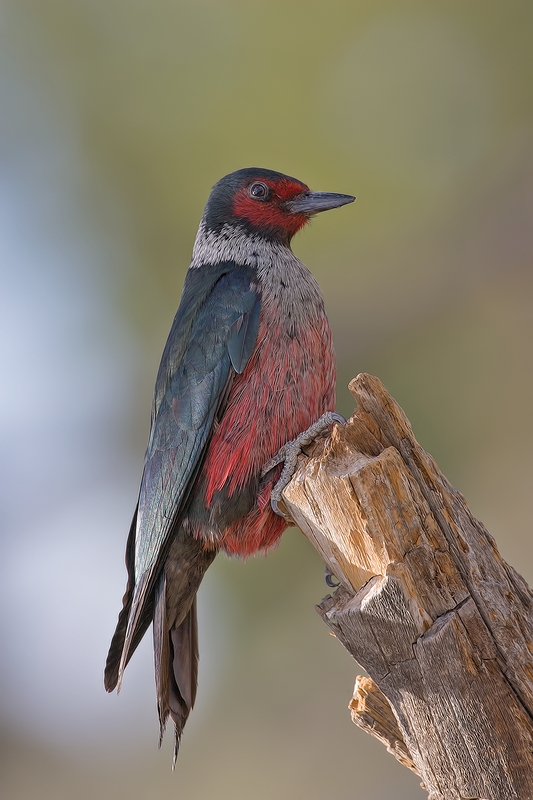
281;373;533;800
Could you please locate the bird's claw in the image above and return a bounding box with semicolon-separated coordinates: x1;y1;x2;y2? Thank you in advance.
324;565;341;588
270;496;285;518
264;412;346;517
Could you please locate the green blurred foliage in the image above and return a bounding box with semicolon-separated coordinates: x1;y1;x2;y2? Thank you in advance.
3;0;532;797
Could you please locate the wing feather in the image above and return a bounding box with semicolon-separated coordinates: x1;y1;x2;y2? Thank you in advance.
109;263;261;687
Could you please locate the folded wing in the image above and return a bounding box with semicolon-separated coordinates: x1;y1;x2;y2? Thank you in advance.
104;262;261;691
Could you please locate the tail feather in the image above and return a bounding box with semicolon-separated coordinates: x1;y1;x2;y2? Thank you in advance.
169;596;199;728
152;530;216;757
170;603;200;768
154;595;200;764
105;506;216;762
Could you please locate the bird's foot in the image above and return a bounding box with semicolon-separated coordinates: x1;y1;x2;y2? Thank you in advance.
324;565;341;588
262;412;345;516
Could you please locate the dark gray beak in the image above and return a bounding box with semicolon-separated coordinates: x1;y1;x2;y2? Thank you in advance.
285;191;356;215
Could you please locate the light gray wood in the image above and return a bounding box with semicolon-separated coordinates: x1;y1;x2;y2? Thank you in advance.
282;374;533;800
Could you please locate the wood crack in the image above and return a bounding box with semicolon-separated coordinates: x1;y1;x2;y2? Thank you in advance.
282;373;533;800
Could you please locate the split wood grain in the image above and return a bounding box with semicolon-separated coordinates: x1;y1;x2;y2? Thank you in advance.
282;373;533;800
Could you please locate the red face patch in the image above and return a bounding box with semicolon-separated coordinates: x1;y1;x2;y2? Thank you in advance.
232;176;310;240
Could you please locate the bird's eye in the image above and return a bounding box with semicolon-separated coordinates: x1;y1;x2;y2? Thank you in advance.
249;182;269;200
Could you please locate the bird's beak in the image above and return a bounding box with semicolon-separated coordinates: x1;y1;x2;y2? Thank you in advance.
285;191;356;215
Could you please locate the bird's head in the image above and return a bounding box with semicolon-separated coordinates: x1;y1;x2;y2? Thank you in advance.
203;168;355;245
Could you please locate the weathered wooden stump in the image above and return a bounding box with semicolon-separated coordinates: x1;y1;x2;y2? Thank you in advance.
281;373;533;800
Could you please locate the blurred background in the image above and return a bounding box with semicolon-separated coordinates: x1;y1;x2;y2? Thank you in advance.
1;1;532;798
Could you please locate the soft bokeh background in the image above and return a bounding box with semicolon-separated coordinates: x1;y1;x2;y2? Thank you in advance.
1;2;532;798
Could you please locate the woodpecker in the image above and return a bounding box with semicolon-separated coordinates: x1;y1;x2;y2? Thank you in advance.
104;167;355;761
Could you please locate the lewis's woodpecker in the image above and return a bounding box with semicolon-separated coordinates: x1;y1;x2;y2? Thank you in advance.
104;167;355;758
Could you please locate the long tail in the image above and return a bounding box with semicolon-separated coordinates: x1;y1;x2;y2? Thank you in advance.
153;530;216;763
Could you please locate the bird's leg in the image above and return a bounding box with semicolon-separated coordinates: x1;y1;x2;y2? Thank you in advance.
262;412;345;516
